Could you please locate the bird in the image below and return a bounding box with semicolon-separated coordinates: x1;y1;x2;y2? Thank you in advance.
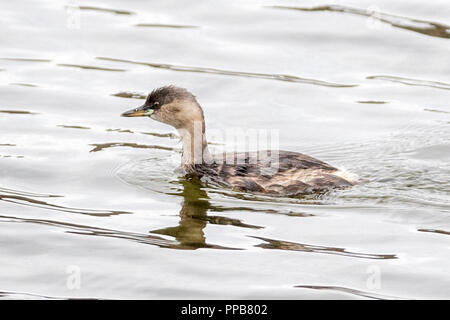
121;86;356;197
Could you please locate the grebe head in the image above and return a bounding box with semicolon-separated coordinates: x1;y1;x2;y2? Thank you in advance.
121;86;205;132
121;86;211;168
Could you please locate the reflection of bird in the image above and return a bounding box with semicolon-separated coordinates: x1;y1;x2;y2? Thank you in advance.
151;179;209;248
122;86;356;196
150;179;260;250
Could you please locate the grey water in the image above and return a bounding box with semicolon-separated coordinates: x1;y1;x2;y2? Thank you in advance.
0;0;449;299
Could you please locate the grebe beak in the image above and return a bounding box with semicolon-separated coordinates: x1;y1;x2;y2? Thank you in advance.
121;105;154;117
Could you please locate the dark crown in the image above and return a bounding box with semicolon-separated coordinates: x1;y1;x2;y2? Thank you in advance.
145;86;195;108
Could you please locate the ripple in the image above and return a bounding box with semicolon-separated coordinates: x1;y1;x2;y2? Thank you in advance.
135;23;199;29
9;83;37;87
0;142;27;158
206;187;332;205
111;91;146;99
0;186;61;198
89;142;176;153
357;100;389;104
140;131;179;139
270;4;450;39
0;58;51;62
0;110;37;114
418;228;450;236
0;213;239;250
367;75;450;90
58;125;91;130
329;124;450;210
251;236;397;260
106;128;134;134
115;156;182;195
0;155;24;159
58;64;126;72
115;121;450;211
97;57;357;88
106;128;178;139
0;290;61;300
214;204;314;217
0;188;129;217
78;6;135;15
424;108;450;114
115;158;317;219
295;285;402;300
116;156;328;206
0;290;100;300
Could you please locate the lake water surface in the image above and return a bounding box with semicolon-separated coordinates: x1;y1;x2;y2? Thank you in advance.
1;0;449;299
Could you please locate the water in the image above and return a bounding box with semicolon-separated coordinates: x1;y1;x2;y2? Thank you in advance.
0;0;449;299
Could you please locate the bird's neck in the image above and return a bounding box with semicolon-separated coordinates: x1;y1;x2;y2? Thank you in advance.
177;122;212;173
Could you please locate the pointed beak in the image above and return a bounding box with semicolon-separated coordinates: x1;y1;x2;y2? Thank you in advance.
121;105;153;117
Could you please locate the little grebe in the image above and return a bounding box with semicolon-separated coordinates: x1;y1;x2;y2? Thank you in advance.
121;86;356;196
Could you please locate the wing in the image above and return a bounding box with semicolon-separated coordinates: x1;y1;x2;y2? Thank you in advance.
194;150;351;196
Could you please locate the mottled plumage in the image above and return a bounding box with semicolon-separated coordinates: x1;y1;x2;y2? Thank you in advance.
193;151;354;196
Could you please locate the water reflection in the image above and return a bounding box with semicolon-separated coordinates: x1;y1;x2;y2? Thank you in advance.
106;128;178;139
0;58;51;62
58;125;91;130
0;110;37;115
150;180;397;259
111;92;147;99
424;108;450;114
57;64;126;72
0;181;401;258
135;24;199;29
0;187;129;217
151;178;261;249
367;75;450;90
89;142;176;153
418;228;450;236
357;100;389;104
9;83;37;87
0;290;61;300
0;186;61;198
78;6;135;15
252;236;397;259
271;4;450;39
0;213;180;249
0;181;259;250
295;285;401;300
97;57;357;88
